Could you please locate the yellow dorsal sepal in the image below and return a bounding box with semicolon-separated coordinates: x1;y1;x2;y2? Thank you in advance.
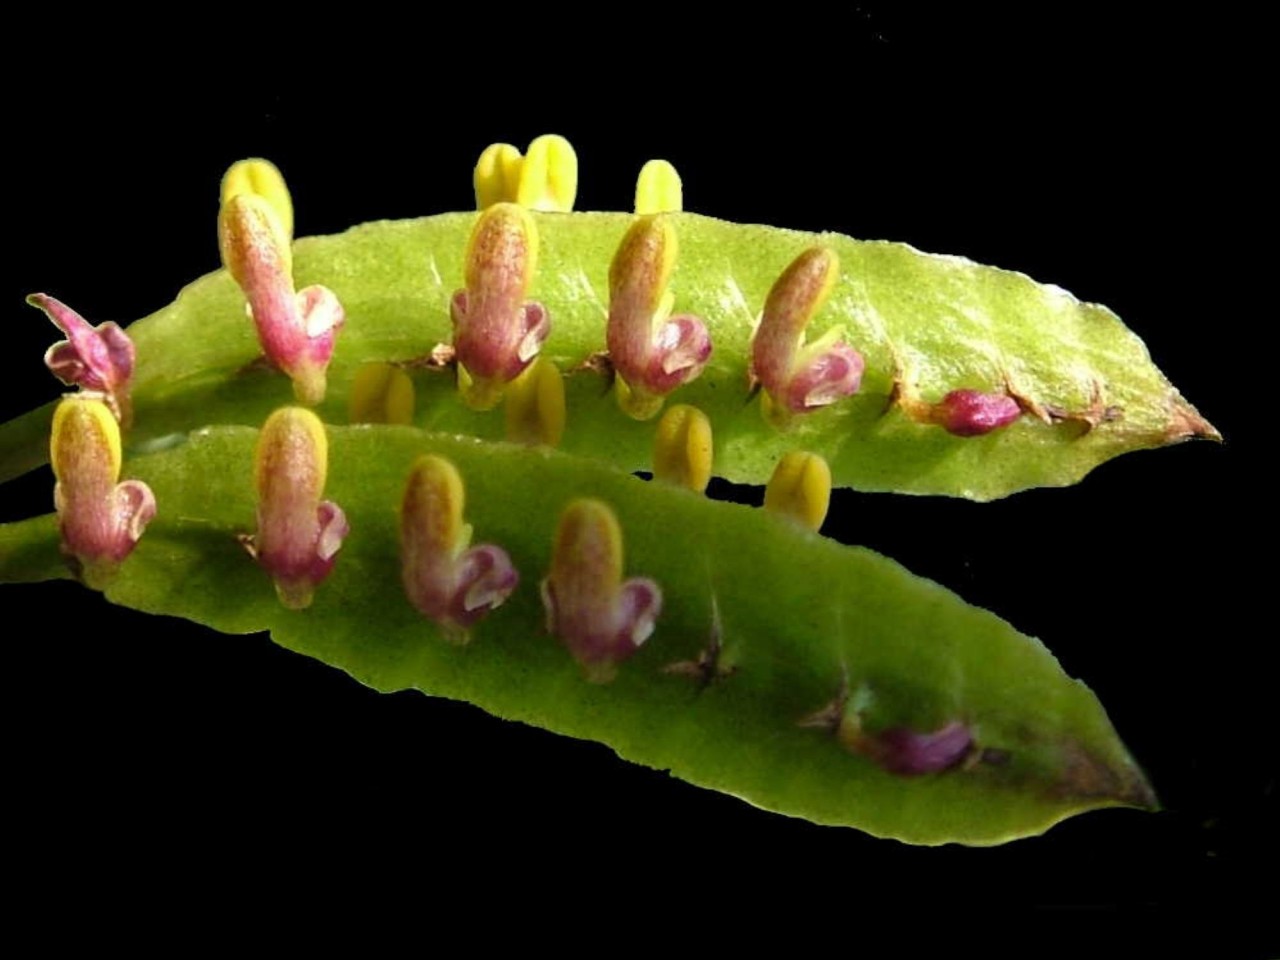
634;159;683;215
473;135;578;212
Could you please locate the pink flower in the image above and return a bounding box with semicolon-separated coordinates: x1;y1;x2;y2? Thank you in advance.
451;203;550;411
400;455;518;642
50;396;155;588
606;216;711;420
541;499;662;683
244;407;349;609
750;247;864;424
29;293;135;425
219;195;344;406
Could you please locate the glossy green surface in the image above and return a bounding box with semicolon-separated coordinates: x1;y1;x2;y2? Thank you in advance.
0;424;1154;844
0;212;1216;498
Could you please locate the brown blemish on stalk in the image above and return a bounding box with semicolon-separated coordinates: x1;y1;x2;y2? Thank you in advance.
403;343;457;370
1044;379;1123;437
1055;741;1158;811
1166;397;1221;442
1002;372;1052;424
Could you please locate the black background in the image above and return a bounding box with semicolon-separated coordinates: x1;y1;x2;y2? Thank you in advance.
4;9;1267;947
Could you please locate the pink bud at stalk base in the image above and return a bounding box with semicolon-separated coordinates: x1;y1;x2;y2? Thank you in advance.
838;715;974;776
932;389;1022;437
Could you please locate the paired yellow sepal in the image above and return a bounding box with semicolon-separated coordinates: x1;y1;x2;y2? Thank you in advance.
764;451;832;531
221;158;294;241
635;159;683;215
652;404;712;493
474;143;523;211
349;362;416;425
505;357;566;446
473;135;578;212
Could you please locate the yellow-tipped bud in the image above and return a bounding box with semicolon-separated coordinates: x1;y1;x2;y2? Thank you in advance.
349;362;416;425
764;451;832;531
652;404;712;493
474;142;524;210
473;135;578;212
221;158;294;241
505;357;566;446
635;159;683;215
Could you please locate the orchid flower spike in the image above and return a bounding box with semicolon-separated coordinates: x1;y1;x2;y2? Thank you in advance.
245;407;349;609
749;247;864;426
400;455;519;642
451;203;551;410
607;215;712;420
29;294;136;426
50;395;155;589
541;499;663;683
218;163;345;406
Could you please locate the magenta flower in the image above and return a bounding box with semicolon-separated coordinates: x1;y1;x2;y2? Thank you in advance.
29;293;136;426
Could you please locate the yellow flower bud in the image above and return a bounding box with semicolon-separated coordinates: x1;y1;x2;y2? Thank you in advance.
652;404;712;493
349;362;415;425
505;357;566;447
764;451;832;531
634;159;683;215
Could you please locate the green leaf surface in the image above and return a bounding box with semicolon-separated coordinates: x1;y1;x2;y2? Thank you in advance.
0;423;1155;844
0;212;1216;498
